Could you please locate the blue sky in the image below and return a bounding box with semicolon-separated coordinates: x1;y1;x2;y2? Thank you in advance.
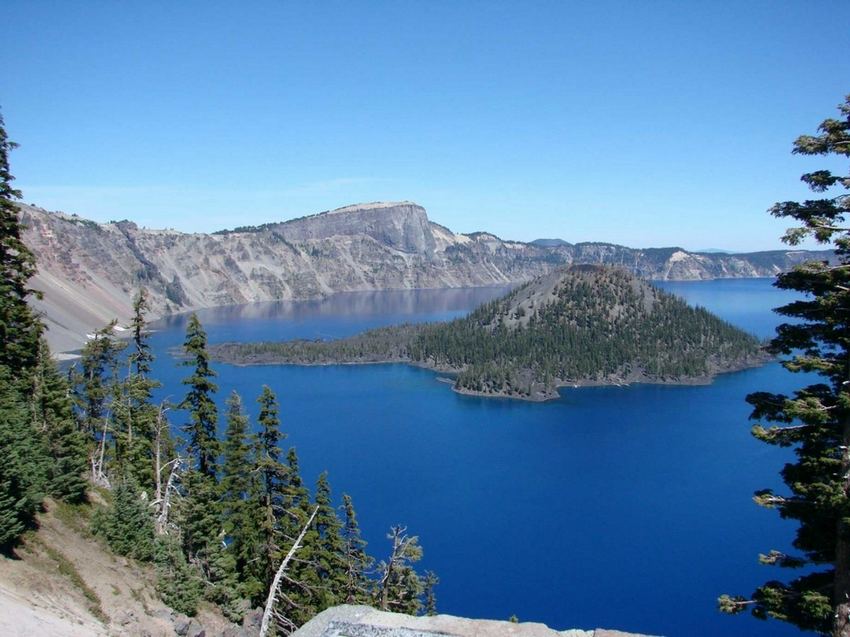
3;1;848;251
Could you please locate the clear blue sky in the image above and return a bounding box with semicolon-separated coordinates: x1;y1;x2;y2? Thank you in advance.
3;1;848;251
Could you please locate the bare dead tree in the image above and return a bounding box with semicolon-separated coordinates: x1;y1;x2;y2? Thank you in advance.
90;410;111;488
259;505;319;637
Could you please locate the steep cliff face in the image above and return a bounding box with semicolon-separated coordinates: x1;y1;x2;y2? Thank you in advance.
273;202;437;255
18;201;831;353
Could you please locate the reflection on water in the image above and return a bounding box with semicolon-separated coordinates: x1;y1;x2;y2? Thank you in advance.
153;286;512;335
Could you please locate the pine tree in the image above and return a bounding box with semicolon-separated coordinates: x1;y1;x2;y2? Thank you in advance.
719;95;850;636
76;322;123;436
115;288;161;486
377;526;424;615
93;475;155;562
179;468;221;579
154;535;202;616
0;367;50;543
252;386;289;596
0;368;40;552
130;288;154;377
423;571;439;616
31;340;88;503
180;314;219;478
0;112;41;373
0;467;28;552
309;472;346;607
220;391;263;603
340;493;372;604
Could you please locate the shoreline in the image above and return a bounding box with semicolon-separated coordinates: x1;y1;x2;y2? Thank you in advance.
206;350;771;402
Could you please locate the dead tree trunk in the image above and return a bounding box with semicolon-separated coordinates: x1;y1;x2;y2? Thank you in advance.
90;411;111;488
259;506;319;637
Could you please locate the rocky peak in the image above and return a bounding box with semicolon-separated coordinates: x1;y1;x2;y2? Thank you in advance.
276;201;437;255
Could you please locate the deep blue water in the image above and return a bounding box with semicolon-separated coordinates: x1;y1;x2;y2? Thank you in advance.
147;279;809;637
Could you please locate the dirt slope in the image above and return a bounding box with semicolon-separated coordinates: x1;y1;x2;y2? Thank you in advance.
0;499;238;637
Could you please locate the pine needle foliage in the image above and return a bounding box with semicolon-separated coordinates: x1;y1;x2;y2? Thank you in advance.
720;95;850;636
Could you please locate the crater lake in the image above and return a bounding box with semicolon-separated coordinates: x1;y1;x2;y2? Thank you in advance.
145;278;804;637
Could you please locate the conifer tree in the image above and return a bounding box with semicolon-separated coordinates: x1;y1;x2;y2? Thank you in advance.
252;386;289;595
257;385;287;499
180;314;219;477
377;526;425;615
180;467;221;579
270;447;324;631
720;95;850;636
423;571;439;616
115;288;161;485
154;536;202;616
94;475;155;562
340;493;372;604
0;371;39;551
220;391;263;602
283;447;310;520
0;365;50;508
0;112;41;373
130;288;154;377
76;322;123;435
310;472;346;606
0;467;28;552
32;340;88;503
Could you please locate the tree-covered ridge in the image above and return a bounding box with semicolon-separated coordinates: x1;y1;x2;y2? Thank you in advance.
419;265;764;397
211;265;766;400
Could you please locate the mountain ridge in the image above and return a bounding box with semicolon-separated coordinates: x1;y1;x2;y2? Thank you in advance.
18;201;833;353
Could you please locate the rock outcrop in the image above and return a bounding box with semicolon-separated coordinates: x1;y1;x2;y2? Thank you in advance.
18;201;832;353
292;605;660;637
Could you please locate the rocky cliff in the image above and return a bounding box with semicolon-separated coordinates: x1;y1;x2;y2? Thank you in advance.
18;201;832;353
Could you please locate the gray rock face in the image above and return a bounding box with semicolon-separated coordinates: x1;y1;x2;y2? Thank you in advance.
290;605;659;637
18;201;833;353
276;202;437;255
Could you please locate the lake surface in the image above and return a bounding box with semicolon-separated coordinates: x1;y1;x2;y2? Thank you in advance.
148;279;807;637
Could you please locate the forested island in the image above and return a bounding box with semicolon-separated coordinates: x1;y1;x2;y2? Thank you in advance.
211;265;768;401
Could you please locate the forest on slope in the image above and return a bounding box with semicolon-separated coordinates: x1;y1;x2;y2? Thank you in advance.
0;117;436;636
211;265;767;400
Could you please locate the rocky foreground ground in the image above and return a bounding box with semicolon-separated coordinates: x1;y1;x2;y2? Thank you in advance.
293;605;659;637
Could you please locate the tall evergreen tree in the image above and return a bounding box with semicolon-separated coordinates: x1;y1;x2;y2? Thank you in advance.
220;391;263;601
32;340;88;503
114;289;161;489
252;385;289;595
309;472;346;607
180;313;219;477
272;447;319;631
179;467;221;580
0;112;41;373
130;288;154;377
76;321;123;435
720;95;850;636
340;493;372;604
